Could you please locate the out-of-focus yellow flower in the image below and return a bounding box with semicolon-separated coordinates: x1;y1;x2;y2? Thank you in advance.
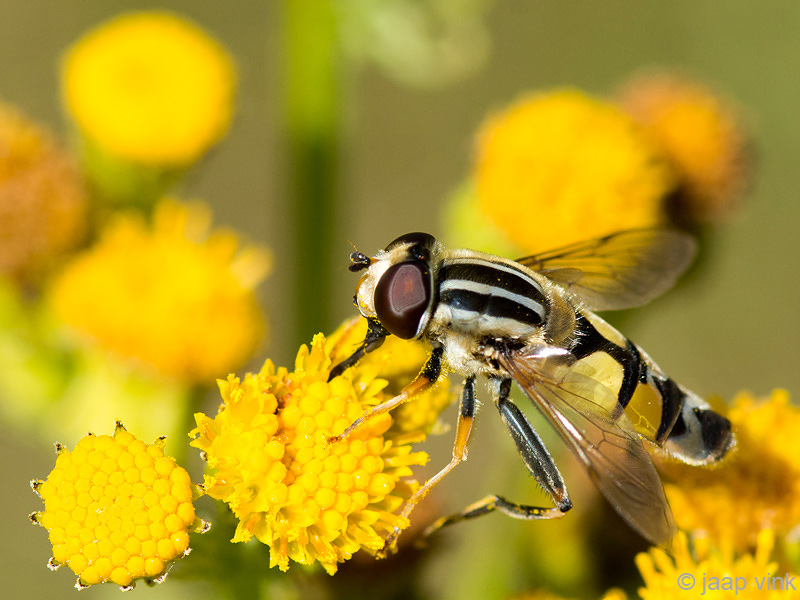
0;100;86;281
617;72;750;226
190;333;434;574
48;199;269;383
441;181;524;258
327;317;453;436
62;11;235;166
338;0;491;88
635;530;798;599
475;89;676;254
31;422;206;590
658;390;800;553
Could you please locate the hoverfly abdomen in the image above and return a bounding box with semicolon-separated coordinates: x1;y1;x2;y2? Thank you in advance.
566;310;734;464
663;394;735;465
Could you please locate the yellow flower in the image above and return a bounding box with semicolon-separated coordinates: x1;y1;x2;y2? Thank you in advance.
0;100;86;281
30;422;206;590
441;181;524;258
48;199;269;383
635;530;799;599
62;11;235;166
475;89;676;254
326;317;453;436
190;333;433;574
658;390;800;553
617;72;750;226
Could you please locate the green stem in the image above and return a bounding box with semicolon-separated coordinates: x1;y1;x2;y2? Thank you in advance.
284;0;341;348
171;383;206;469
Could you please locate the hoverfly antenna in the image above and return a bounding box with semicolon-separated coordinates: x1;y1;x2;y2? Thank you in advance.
349;251;372;272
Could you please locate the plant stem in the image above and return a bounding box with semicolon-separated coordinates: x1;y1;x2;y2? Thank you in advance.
284;0;341;348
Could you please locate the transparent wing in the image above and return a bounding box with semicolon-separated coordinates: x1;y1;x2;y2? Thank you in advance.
516;229;696;311
498;344;676;547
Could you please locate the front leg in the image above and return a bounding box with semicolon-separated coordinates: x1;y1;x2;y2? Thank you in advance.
326;345;444;444
328;318;389;382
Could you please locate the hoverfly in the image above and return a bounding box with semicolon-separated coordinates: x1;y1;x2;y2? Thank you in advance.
327;230;734;552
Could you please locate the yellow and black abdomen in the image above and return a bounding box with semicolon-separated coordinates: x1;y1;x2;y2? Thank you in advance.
568;311;733;465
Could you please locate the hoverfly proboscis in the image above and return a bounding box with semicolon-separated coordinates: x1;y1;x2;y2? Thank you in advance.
326;229;735;554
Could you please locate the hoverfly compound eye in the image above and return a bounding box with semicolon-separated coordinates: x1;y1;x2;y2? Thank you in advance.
374;260;432;339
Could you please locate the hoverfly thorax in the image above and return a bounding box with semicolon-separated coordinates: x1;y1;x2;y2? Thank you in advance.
354;232;441;340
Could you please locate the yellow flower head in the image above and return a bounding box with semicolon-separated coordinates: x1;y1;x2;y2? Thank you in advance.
618;72;750;226
62;11;235;165
30;422;206;590
0;100;86;280
475;89;676;254
326;317;453;436
658;390;800;553
190;333;437;574
48;199;269;383
635;530;798;600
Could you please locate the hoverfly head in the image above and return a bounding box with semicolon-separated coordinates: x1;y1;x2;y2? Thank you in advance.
370;232;439;339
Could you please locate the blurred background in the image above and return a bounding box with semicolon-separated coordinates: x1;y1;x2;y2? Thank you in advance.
2;1;799;599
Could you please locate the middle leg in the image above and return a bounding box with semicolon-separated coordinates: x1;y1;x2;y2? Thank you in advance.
379;374;478;555
423;377;572;538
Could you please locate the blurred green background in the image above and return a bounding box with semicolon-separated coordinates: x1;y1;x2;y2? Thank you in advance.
3;1;800;598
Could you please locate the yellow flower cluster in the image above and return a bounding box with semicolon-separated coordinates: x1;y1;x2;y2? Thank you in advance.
191;331;449;574
48;199;269;383
618;72;750;225
658;389;800;553
635;530;798;600
0;100;86;281
31;423;204;589
326;317;453;436
475;89;675;255
62;11;235;166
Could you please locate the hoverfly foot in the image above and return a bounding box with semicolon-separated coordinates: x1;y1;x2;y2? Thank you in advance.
376;527;403;559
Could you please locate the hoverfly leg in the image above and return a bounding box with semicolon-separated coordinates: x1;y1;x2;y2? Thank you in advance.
419;377;571;543
492;378;571;512
327;318;389;382
379;374;477;557
327;346;444;445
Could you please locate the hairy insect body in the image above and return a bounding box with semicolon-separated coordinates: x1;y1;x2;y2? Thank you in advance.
332;230;734;551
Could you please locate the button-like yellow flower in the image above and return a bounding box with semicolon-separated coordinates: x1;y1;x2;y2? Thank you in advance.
0;100;86;281
48;199;270;383
658;390;800;553
62;11;235;166
475;89;676;255
191;332;442;574
618;72;750;226
30;422;206;590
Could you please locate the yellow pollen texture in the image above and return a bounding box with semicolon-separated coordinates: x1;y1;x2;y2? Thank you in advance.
191;333;433;574
32;424;196;588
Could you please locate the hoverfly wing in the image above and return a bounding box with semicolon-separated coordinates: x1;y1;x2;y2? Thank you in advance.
498;345;676;547
516;229;696;311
